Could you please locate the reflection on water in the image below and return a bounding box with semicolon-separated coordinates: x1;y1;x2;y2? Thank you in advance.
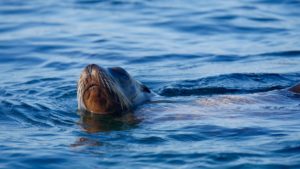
71;137;103;147
78;110;140;133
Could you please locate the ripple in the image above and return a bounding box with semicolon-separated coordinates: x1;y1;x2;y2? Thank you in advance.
274;144;300;154
0;56;45;65
43;61;79;70
168;133;206;142
160;73;298;96
128;53;200;64
134;136;166;145
23;77;63;85
258;50;300;57
1;0;300;168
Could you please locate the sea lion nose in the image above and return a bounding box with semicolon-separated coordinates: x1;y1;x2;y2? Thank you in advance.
85;64;100;76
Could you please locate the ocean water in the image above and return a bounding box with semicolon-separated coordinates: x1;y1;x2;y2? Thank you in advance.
1;0;300;168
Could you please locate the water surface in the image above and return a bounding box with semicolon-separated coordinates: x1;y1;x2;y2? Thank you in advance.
1;0;300;168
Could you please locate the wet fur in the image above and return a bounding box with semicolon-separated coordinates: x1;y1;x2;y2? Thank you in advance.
77;65;148;114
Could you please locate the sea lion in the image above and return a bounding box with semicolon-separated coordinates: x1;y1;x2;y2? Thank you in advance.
77;64;152;115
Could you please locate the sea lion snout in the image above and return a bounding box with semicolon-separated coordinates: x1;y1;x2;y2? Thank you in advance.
82;64;102;79
78;64;109;114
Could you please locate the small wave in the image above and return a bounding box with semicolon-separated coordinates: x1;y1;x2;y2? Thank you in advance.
257;50;300;57
159;73;299;96
22;77;63;85
179;125;275;139
43;61;79;70
0;56;45;65
253;0;300;5
152;20;287;35
0;78;78;128
160;86;286;96
168;133;206;142
0;98;77;128
128;53;201;64
74;0;140;7
274;144;300;154
75;0;105;5
0;100;52;127
134;136;166;145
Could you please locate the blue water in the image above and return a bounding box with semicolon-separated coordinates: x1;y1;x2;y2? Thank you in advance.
1;0;300;168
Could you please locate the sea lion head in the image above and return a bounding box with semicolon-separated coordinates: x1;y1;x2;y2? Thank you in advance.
77;64;152;115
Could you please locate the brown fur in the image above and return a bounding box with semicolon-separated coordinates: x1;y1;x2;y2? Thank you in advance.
289;84;300;94
83;85;126;114
77;64;131;114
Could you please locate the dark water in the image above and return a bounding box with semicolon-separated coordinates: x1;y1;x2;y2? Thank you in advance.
1;0;300;168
